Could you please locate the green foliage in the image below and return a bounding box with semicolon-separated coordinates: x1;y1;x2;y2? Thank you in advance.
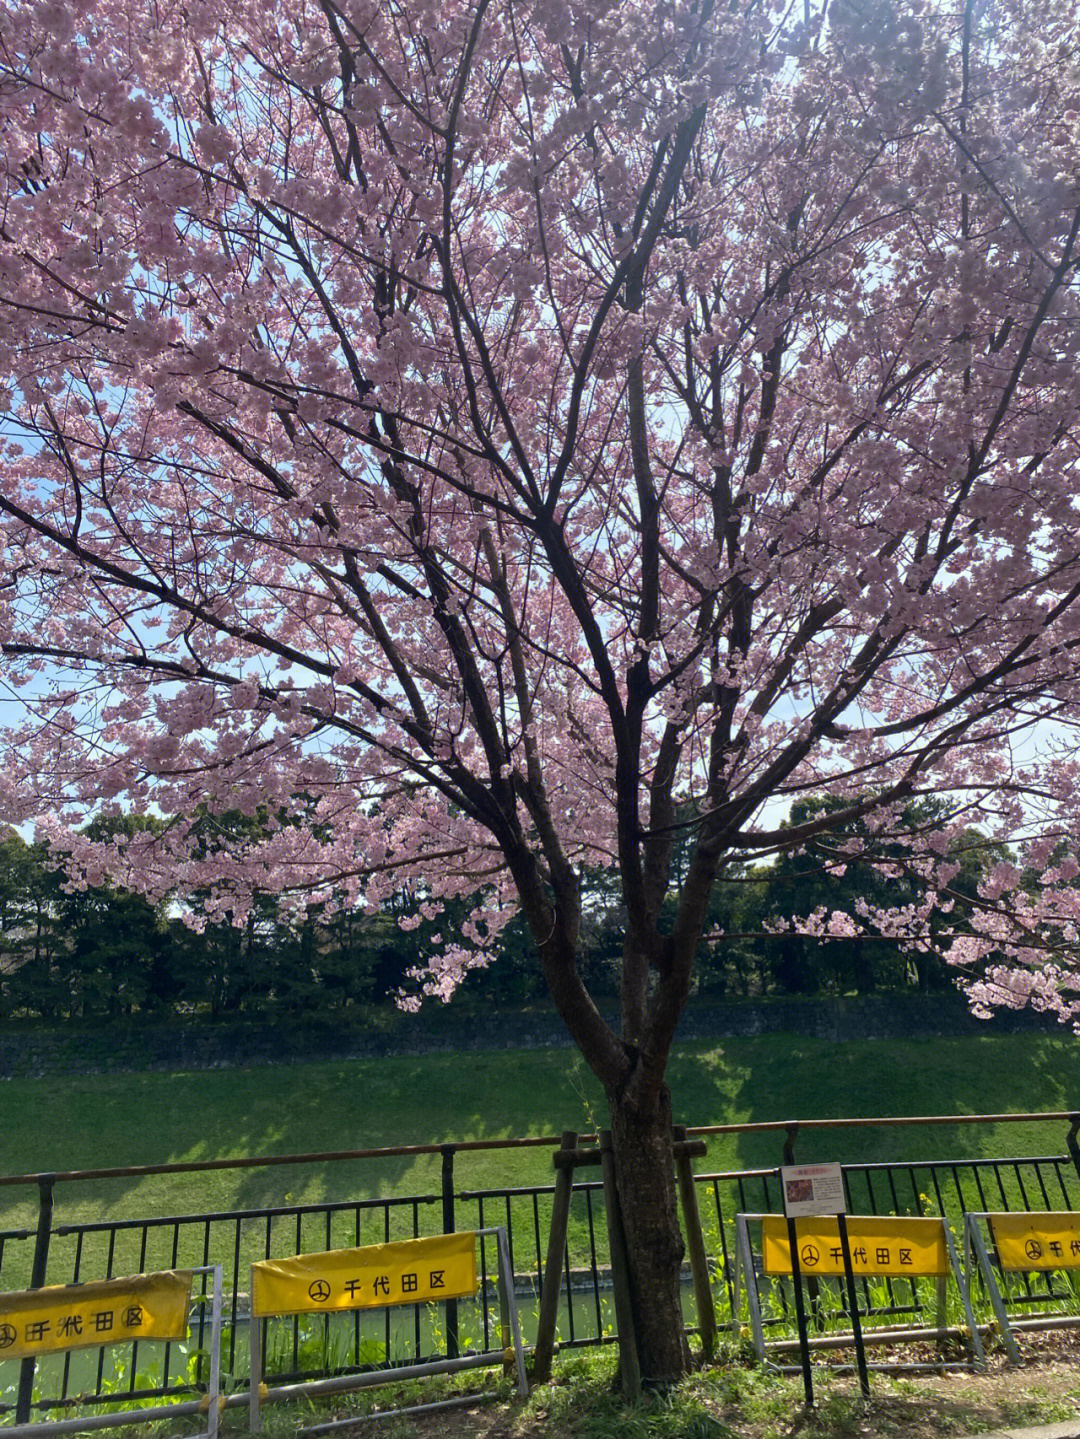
527;1351;740;1438
0;819;474;1021
750;796;1005;997
3;1032;1080;1260
681;796;1009;999
519;1349;1080;1439
0;787;1027;1023
263;1315;376;1376
0;823;175;1021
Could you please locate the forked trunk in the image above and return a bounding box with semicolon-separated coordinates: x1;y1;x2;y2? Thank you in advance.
606;1081;691;1386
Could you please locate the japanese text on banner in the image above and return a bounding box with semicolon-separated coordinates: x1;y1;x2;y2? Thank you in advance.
761;1215;949;1278
988;1212;1080;1271
251;1232;478;1317
0;1271;192;1361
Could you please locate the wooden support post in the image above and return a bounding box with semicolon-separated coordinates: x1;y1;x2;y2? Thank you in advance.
532;1130;577;1385
599;1129;641;1399
673;1126;717;1360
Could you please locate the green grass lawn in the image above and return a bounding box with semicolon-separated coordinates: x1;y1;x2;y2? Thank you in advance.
2;1028;1080;1414
3;1029;1080;1237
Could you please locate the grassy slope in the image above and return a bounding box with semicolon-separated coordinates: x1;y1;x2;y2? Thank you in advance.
3;1030;1079;1236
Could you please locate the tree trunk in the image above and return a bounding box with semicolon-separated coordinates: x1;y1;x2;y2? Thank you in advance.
606;1080;691;1386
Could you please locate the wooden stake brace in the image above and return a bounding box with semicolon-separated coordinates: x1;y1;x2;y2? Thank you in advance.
673;1126;717;1360
551;1146;601;1170
553;1139;705;1170
676;1138;709;1160
531;1131;578;1384
533;1126;714;1385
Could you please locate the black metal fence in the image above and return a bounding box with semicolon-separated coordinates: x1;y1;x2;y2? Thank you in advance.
3;1111;1080;1422
700;1144;1080;1337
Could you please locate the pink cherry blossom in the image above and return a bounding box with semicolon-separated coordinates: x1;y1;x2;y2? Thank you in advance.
3;0;1080;1383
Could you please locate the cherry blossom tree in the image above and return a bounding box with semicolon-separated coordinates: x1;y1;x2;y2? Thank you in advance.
3;0;1080;1384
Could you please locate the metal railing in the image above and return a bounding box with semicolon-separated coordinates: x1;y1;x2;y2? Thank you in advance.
700;1153;1080;1336
3;1110;1079;1421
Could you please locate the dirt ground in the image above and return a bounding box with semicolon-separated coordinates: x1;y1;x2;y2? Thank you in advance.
332;1332;1080;1439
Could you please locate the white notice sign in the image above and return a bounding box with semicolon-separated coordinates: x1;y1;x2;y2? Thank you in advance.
781;1163;847;1217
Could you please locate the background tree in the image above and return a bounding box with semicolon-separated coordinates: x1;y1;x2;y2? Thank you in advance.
3;0;1080;1384
0;820;175;1018
0;829;61;1019
756;796;1002;996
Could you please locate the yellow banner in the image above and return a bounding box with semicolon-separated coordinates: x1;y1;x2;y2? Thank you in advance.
0;1271;192;1361
988;1212;1080;1271
251;1232;477;1318
761;1215;949;1278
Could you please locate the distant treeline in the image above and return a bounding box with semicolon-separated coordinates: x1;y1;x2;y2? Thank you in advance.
0;796;1002;1022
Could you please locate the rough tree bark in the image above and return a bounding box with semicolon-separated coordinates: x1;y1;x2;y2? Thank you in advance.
4;0;1080;1396
606;1082;691;1384
527;896;703;1385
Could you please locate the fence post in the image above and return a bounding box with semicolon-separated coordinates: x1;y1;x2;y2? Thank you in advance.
440;1145;458;1360
15;1174;55;1425
532;1130;577;1384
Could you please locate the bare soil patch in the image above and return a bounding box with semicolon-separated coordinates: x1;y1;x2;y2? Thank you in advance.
319;1332;1080;1439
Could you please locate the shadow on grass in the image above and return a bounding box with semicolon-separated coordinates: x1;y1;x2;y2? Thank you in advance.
688;1032;1080;1176
378;1355;1080;1439
6;1027;1080;1282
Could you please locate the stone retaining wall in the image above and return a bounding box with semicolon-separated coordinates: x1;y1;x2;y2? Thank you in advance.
0;990;1053;1080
